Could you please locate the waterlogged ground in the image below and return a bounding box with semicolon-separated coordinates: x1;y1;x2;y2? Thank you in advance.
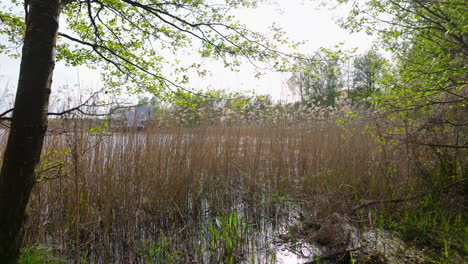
3;126;462;263
0;129;315;263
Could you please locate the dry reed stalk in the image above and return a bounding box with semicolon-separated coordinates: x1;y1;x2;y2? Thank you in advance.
0;119;421;262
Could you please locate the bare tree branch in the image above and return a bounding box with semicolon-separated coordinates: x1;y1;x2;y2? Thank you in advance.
0;108;13;121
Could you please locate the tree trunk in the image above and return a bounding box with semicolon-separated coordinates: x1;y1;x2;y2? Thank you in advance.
0;0;61;263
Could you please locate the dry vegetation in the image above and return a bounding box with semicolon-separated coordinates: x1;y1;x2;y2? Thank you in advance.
0;113;466;263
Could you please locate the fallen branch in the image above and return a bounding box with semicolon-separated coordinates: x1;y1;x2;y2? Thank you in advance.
304;247;362;264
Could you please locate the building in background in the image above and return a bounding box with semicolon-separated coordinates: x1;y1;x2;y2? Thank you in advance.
109;105;154;130
126;105;154;129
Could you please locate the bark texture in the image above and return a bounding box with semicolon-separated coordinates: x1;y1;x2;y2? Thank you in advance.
0;0;61;263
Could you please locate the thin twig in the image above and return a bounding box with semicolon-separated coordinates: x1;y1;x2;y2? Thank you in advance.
352;178;467;213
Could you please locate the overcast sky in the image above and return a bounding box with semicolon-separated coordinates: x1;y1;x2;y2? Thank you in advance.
0;0;375;108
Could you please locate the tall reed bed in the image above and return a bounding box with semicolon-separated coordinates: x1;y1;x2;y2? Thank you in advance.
0;119;444;262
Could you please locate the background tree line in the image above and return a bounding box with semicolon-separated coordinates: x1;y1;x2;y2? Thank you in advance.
287;48;387;108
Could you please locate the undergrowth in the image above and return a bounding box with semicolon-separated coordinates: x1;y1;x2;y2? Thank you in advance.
371;156;468;263
19;246;64;264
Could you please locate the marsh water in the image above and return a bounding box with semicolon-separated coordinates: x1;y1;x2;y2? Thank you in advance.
2;127;327;263
2;124;427;263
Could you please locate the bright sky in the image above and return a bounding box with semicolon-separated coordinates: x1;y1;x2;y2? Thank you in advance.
0;0;375;108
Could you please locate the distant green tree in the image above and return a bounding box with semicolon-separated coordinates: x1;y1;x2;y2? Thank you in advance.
288;50;343;107
351;49;386;99
167;89;221;126
168;89;273;126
